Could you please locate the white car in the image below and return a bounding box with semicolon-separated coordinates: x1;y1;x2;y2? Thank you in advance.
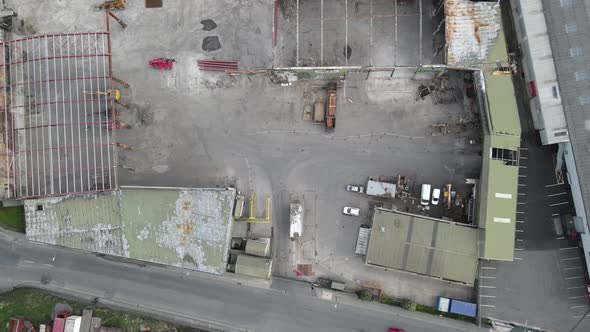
431;188;441;205
343;206;361;216
346;184;365;193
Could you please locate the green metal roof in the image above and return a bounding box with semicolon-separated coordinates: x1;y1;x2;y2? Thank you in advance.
477;71;521;261
235;254;272;279
484;72;521;137
365;209;479;285
24;187;236;275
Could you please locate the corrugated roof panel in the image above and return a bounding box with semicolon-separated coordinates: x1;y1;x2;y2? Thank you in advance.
445;0;502;65
517;0;568;144
365;209;478;285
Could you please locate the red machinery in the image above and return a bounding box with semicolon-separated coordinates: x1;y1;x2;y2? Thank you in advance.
149;58;175;70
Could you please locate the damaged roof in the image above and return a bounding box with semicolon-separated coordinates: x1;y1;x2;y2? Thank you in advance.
445;0;503;65
25;186;236;275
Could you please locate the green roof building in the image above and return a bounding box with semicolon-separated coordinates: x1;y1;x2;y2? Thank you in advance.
25;186;236;275
235;254;272;279
365;208;479;285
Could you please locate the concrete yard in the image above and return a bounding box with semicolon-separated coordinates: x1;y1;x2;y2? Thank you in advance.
10;0;482;306
275;0;437;67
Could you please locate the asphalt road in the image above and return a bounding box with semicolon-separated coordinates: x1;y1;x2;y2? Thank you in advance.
0;231;486;332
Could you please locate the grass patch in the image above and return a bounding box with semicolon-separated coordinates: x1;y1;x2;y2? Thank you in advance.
0;206;25;232
0;288;181;331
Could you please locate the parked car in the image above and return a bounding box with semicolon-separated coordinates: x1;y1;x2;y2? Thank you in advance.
346;184;365;193
389;328;406;332
432;188;441;205
342;206;360;216
420;184;431;206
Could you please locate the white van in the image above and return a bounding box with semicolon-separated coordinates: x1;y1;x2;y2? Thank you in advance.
432;188;441;205
421;184;431;205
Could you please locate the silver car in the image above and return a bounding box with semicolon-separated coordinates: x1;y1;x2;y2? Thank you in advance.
343;206;361;216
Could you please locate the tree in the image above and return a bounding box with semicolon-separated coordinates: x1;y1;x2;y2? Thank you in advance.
356;289;372;301
401;298;417;311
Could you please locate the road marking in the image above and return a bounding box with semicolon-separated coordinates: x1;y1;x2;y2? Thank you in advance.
571;305;587;309
517;211;525;214
480;295;496;298
519;175;527;177
569;296;587;299
516;238;524;242
561;257;580;261
520;156;528;160
518;184;526;187
480;304;496;308
568;286;586;289
518;193;526;196
480;276;496;279
520;147;528;150
516;229;524;233
516;220;524;223
546;183;564;188
42;264;54;267
24;260;35;264
519;166;527;169
548;192;567;197
560;247;579;250
565;276;585;280
564;267;583;270
552;213;560;216
480;286;496;289
515;248;524;251
481;267;496;270
572;315;585;318
550;202;569;207
513;257;523;260
556;237;565;240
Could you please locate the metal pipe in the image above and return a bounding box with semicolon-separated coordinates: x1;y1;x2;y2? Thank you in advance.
31;38;41;196
101;33;113;190
7;32;109;45
94;33;105;190
9;96;109;109
66;35;76;192
73;35;84;192
7;142;113;155
44;36;55;194
38;36;47;195
22;38;30;196
59;35;69;192
8;41;18;197
52;35;62;193
87;33;98;190
0;53;110;67
80;34;91;191
296;0;299;66
2;43;10;196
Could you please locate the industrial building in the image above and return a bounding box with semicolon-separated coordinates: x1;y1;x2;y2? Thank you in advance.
365;208;479;285
25;186;236;275
510;0;590;278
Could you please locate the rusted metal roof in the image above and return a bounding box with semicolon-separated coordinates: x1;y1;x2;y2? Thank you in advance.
445;0;502;65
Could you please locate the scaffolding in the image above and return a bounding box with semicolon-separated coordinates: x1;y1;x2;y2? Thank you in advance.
0;32;116;199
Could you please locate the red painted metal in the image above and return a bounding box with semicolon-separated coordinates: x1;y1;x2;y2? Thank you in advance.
197;59;239;72
149;58;175;70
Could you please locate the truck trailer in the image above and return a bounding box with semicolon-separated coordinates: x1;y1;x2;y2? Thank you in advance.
290;202;304;239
